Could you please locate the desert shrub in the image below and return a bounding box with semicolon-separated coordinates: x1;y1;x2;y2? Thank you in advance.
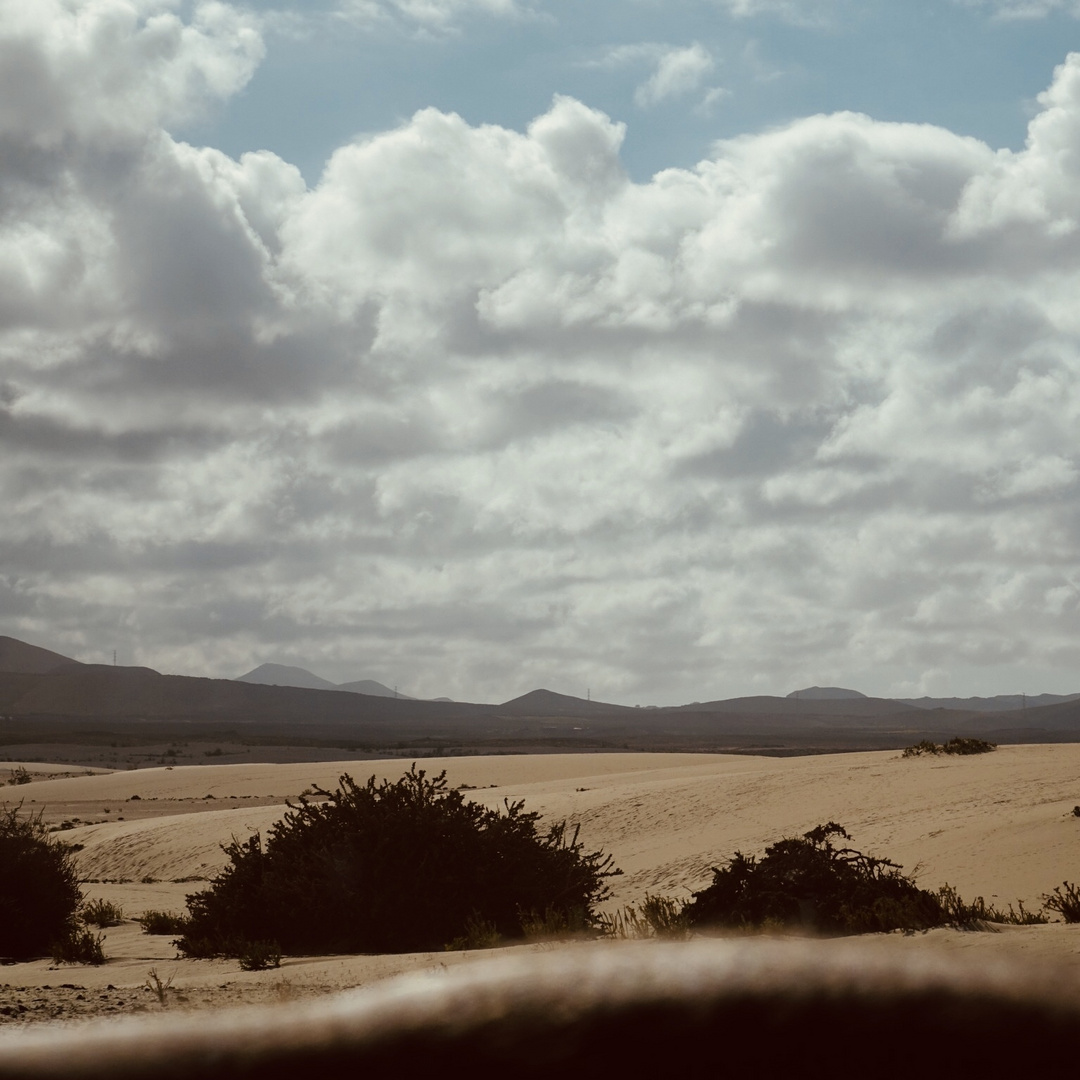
943;737;996;755
177;766;618;958
598;894;690;940
902;740;942;758
688;829;1037;935
81;898;125;927
638;893;691;937
517;905;598;943
238;941;281;971
51;927;106;965
139;910;190;935
145;967;174;1004
1001;900;1049;925
931;884;1045;929
903;738;996;758
7;766;31;786
0;804;83;961
1043;882;1080;923
684;823;952;935
445;916;503;951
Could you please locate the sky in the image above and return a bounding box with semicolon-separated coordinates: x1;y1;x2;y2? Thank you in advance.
4;1;1080;705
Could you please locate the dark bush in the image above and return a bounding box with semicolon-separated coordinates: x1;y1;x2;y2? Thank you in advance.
138;910;190;935
903;738;996;758
177;766;618;958
51;927;106;965
238;940;281;971
445;916;504;951
902;740;943;758
0;804;83;961
942;738;997;755
684;823;951;935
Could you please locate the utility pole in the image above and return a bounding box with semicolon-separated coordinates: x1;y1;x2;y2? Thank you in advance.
113;650;116;667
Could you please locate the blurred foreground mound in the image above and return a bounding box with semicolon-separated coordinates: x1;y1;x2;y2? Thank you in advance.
2;938;1080;1077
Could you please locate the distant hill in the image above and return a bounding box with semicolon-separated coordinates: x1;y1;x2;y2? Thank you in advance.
498;689;635;716
236;664;337;691
671;694;917;718
787;687;868;700
898;693;1080;712
336;679;408;699
0;636;81;675
237;664;411;699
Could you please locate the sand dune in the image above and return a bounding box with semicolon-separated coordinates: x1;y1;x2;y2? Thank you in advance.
2;746;1076;908
3;745;1080;1027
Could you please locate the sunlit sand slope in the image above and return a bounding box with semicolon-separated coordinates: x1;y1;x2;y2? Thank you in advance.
5;747;1079;908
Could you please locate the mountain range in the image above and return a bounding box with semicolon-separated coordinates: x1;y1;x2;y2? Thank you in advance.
4;635;1080;753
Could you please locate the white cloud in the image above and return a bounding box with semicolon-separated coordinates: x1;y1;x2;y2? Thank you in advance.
10;5;1080;700
335;0;526;31
336;0;836;31
634;43;715;107
705;0;843;24
0;0;263;143
956;0;1080;18
590;42;723;112
696;86;732;116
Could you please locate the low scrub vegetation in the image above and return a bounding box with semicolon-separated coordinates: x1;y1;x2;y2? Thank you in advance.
0;804;84;961
598;893;690;940
934;885;1047;928
684;823;944;934
1043;882;1080;923
903;738;996;758
177;766;618;958
238;940;281;971
444;916;505;951
81;898;125;928
519;906;595;943
682;823;1042;935
139;910;190;935
145;968;174;1004
51;927;106;965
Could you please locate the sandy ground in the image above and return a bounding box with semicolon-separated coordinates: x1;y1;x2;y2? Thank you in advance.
3;746;1080;1027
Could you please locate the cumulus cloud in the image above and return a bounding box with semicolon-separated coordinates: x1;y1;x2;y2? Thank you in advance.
0;0;263;142
8;2;1080;700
